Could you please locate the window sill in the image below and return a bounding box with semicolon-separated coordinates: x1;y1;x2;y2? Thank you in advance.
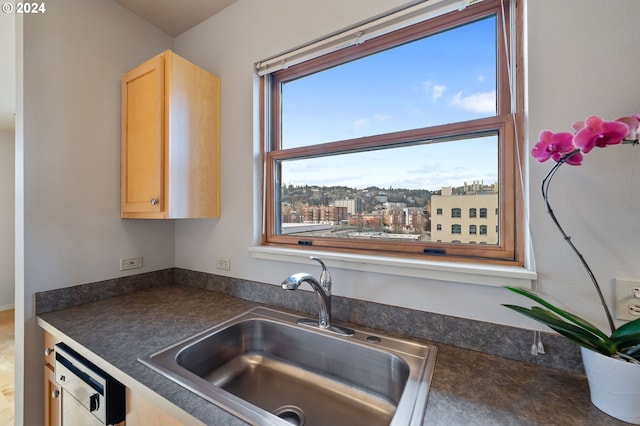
248;246;536;288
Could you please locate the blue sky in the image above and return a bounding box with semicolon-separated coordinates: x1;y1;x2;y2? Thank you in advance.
280;15;498;191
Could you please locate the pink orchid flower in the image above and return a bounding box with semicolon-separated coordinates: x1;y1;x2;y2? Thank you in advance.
615;113;640;141
531;130;582;165
572;115;629;153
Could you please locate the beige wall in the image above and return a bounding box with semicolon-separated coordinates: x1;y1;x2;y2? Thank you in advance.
0;129;14;310
174;0;640;331
0;9;15;130
17;1;174;423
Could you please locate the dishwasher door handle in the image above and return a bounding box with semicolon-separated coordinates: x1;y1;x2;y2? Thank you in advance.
89;393;100;412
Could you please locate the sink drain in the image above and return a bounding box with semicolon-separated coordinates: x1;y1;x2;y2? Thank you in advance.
273;405;306;425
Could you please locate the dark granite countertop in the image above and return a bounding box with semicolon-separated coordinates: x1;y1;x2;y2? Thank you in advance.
37;284;626;425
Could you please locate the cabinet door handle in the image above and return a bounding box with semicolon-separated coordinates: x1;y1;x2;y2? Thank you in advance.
44;347;54;356
150;198;159;205
51;390;60;399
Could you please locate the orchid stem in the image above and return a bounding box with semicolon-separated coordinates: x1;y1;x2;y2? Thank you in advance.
541;149;616;334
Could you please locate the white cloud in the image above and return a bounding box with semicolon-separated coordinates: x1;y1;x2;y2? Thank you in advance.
420;80;447;102
449;90;496;114
432;84;446;101
420;80;433;91
477;74;485;83
352;118;369;131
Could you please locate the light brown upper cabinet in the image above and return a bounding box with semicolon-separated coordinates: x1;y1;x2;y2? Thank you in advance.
121;50;220;219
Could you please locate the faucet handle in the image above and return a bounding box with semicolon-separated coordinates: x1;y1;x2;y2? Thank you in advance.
310;256;331;291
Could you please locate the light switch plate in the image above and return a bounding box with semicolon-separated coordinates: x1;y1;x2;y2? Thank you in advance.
120;256;143;271
216;257;231;271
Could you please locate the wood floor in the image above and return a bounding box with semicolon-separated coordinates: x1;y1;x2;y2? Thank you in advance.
0;309;14;425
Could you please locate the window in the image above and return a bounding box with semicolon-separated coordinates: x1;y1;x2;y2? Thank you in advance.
469;208;477;218
469;225;477;234
480;225;488;235
262;0;522;264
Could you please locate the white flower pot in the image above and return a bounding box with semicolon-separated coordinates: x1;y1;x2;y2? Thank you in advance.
581;347;640;424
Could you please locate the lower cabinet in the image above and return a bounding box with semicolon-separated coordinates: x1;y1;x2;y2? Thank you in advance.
44;331;61;426
45;369;184;426
43;331;202;426
44;364;61;426
125;388;187;426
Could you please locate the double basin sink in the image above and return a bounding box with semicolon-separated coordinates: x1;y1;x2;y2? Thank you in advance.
139;307;437;425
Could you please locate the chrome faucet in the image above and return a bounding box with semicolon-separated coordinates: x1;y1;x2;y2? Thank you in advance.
281;257;354;336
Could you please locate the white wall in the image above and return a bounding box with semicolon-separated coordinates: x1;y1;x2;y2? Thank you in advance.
17;1;174;424
0;129;14;310
174;0;640;332
526;0;640;329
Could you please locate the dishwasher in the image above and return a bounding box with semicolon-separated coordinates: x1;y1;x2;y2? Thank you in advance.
54;343;125;425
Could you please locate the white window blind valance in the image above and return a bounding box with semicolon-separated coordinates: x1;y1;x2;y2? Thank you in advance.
255;0;485;76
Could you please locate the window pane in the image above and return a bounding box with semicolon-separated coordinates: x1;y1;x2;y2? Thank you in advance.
280;16;497;149
274;135;499;245
265;0;521;263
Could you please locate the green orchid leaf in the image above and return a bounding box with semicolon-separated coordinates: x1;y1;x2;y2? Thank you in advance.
611;317;640;340
504;286;610;341
546;325;613;356
612;332;640;350
529;306;614;350
502;304;615;355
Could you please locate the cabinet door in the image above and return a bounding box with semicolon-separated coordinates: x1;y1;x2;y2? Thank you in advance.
126;388;196;426
44;331;60;368
121;53;165;217
44;365;61;426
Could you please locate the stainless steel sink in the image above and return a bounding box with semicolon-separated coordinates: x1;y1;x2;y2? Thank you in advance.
139;307;437;426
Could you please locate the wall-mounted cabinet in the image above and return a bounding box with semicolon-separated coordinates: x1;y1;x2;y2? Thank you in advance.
121;50;220;219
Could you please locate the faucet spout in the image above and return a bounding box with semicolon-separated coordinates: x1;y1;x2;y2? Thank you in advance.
281;273;331;328
281;257;354;337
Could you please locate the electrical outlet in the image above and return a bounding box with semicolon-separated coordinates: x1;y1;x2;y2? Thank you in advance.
216;257;231;271
120;256;143;271
615;279;640;321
